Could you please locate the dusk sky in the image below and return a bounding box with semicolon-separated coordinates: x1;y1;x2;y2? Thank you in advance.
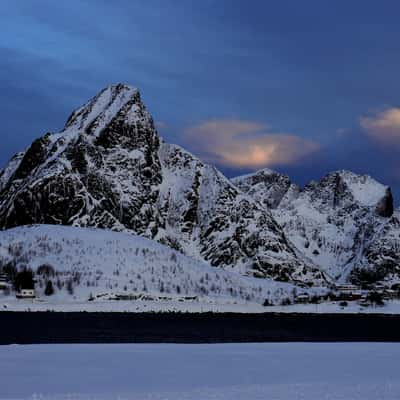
2;1;400;201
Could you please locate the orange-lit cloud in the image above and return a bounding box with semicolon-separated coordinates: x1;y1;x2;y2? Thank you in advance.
184;119;319;168
360;108;400;145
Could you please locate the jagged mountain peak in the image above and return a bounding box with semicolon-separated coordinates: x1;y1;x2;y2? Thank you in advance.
64;83;140;133
0;83;161;231
304;170;393;216
53;83;157;153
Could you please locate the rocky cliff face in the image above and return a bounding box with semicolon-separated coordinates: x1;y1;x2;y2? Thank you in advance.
0;84;323;285
234;168;398;284
350;210;400;285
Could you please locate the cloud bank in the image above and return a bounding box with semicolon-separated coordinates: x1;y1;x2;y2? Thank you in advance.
360;108;400;146
184;119;319;168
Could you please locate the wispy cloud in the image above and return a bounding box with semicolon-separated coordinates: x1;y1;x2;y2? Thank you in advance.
184;119;319;168
360;108;400;146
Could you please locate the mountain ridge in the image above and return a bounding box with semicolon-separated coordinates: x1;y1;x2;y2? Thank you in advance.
0;84;323;285
1;84;399;287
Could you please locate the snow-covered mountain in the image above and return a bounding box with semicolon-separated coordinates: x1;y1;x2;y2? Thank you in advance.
0;84;323;285
0;224;302;310
2;83;397;289
234;169;400;284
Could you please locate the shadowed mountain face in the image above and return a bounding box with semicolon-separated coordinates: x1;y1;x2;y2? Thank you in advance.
234;169;400;284
0;84;323;285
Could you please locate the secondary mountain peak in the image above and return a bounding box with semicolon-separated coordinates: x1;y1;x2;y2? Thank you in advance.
237;167;399;282
305;170;393;217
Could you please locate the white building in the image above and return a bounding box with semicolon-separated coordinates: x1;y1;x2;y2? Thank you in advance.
335;284;360;293
16;289;36;299
295;293;310;304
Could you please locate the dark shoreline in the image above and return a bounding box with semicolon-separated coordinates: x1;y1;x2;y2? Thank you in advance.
2;311;400;344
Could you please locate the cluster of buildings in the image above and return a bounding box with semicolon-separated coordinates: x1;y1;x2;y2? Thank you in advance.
2;269;400;305
332;283;399;302
295;282;400;305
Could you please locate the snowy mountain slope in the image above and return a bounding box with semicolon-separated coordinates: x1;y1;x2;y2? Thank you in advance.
156;143;323;283
0;84;324;285
234;169;398;282
0;224;303;308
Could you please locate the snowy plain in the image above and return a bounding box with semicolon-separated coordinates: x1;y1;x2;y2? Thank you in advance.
0;343;399;400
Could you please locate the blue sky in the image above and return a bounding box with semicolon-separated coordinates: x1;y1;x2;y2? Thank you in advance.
1;0;400;201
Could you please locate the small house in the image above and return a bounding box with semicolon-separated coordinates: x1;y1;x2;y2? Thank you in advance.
16;289;36;299
336;284;359;293
295;293;310;304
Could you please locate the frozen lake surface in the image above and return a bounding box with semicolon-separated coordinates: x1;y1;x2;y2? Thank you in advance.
1;343;399;399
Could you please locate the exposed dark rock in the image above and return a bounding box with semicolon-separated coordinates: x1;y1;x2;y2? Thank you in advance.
375;188;394;218
11;134;51;181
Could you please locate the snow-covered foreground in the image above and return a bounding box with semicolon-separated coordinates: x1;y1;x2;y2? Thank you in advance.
1;343;399;400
